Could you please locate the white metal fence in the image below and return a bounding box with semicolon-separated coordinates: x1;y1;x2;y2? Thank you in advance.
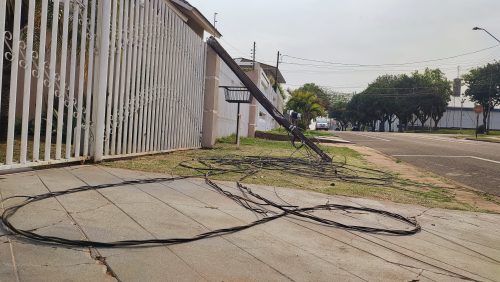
0;0;206;170
101;0;206;159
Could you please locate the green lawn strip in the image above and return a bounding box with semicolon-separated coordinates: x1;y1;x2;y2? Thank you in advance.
102;137;491;212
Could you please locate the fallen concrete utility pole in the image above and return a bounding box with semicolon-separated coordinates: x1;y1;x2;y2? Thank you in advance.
206;36;332;162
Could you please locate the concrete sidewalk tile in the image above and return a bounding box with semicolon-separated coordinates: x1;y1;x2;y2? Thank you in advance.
419;211;500;251
169;237;295;282
280;216;491;282
247;182;500;271
250;184;498;280
68;166;293;281
227;184;486;280
384;219;500;279
12;242;113;282
408;228;500;265
125;173;399;281
0;172;48;210
357;231;498;281
424;208;500;233
259;217;424;281
140;187;360;280
422;227;500;262
0;169;113;282
224;226;366;281
0;239;17;282
99;167;361;280
153;193;361;280
102;248;207;282
92;167;299;281
164;179;246;209
54;167;213;281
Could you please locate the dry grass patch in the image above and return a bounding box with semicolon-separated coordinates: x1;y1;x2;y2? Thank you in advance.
102;136;500;213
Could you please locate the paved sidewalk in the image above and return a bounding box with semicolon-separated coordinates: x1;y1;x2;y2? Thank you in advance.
0;165;499;281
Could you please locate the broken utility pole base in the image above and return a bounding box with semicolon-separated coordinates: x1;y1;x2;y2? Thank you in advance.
206;36;333;163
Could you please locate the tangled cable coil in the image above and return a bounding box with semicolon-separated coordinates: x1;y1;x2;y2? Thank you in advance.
0;155;420;248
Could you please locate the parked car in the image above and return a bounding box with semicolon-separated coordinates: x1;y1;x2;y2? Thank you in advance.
315;118;329;131
351;126;359;131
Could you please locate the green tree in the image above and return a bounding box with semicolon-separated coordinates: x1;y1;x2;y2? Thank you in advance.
329;100;349;130
346;94;377;130
277;83;287;100
345;69;451;131
412;69;451;129
268;75;287;100
293;83;331;113
392;74;418;131
463;62;500;133
286;91;325;130
362;74;400;131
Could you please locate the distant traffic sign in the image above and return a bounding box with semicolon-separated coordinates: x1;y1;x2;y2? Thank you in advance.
473;104;483;114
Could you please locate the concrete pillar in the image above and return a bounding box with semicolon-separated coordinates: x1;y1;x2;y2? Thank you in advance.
201;46;220;148
247;98;257;137
246;68;260;137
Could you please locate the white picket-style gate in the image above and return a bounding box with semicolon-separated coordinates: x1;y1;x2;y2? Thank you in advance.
0;0;206;170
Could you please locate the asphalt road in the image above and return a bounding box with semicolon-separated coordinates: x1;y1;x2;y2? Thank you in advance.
335;131;500;196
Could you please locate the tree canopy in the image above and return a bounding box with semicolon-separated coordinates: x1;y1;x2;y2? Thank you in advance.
285;90;325;129
463;62;500;132
329;100;349;130
292;83;331;111
345;69;451;131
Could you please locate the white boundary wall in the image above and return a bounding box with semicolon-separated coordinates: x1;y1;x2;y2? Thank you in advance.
256;69;281;131
215;61;283;138
373;108;500;131
217;61;249;138
438;108;500;130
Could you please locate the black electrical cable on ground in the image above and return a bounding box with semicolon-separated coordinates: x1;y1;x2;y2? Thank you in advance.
0;154;421;248
180;155;396;185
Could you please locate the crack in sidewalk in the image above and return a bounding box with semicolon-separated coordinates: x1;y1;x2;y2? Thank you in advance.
0;188;20;282
36;174;121;282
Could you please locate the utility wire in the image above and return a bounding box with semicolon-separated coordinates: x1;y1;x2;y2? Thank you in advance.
284;84;452;90
280;56;499;72
282;44;500;67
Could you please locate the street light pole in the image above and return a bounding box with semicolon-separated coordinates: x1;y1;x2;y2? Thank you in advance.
472;27;500;43
473;27;499;134
460;97;465;134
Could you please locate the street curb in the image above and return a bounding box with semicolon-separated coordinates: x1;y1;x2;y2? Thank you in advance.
254;131;351;144
464;137;500;144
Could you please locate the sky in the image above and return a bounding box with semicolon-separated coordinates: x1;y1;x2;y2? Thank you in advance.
189;0;500;106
